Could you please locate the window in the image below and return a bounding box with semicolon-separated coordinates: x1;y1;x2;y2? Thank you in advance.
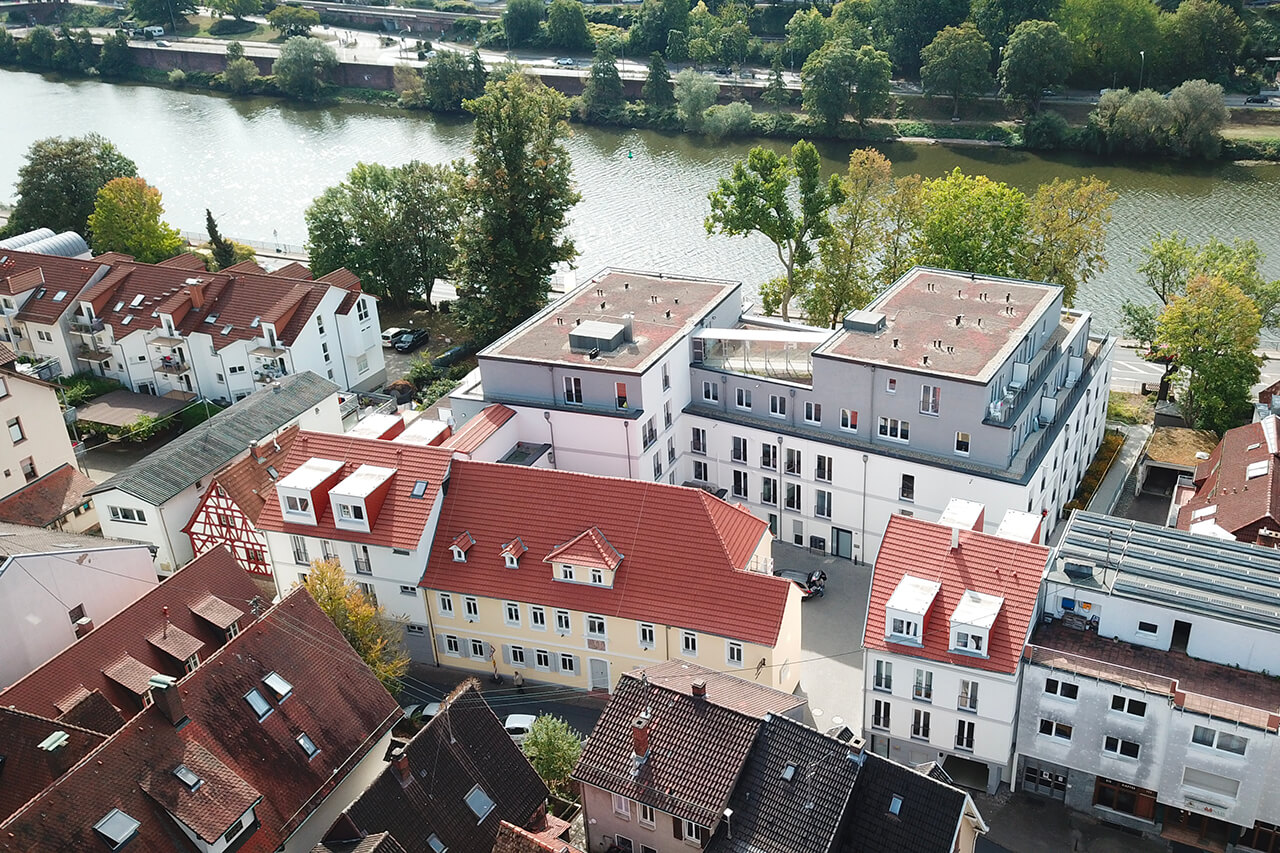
464;785;496;822
664;403;672;430
1239;821;1280;853
94;808;141;850
505;602;520;626
955;432;971;455
445;635;460;656
356;354;369;374
638;804;655;828
1192;725;1248;755
639;623;655;648
321;341;330;363
874;660;893;691
761;477;777;506
1183;767;1241;799
357;582;377;605
872;699;890;729
958;680;978;711
668;436;676;464
815;489;832;519
560;653;576;674
356;299;371;322
732;470;749;499
1110;695;1146;717
899;474;915;502
1103;736;1141;759
920;384;941;415
510;645;526;666
37;329;53;342
7;417;24;443
223;817;246;845
662;363;670;390
643;417;657;449
464;596;479;620
316;314;325;334
228;364;246;375
956;720;975;751
912;709;930;739
338;503;365;522
785;448;801;475
727;641;743;666
284;494;310;515
769;394;786;418
1039;719;1073;740
427;834;447;853
913;669;933;702
406;623;425;635
470;639;486;658
878;417;910;442
804;401;822;424
616;382;629;409
815;454;832;482
555;610;571;633
290;535;308;565
108;506;147;524
886;378;897;393
616;837;633;853
531;606;546;630
784;482;800;511
564;376;583;405
693;460;709;482
613;793;631;818
295;731;321;759
1044;679;1079;700
1094;778;1157;820
840;408;858;432
560;565;575;581
1137;620;1158;634
761;444;777;470
184;653;199;673
691;427;707;454
682;631;698;656
535;649;551;669
732;436;748;462
20;457;35;483
890;618;919;640
586;614;606;637
954;631;983;652
702;380;719;402
245;689;272;721
736;387;752;410
438;593;454;616
68;604;86;624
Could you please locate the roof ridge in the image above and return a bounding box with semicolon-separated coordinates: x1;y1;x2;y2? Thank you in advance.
0;704;109;737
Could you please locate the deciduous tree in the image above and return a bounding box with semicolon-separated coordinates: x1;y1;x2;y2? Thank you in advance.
706;140;843;321
271;36;337;100
522;715;582;796
502;0;544;47
453;74;580;344
998;20;1071;112
265;5;319;38
7;134;137;240
547;0;592;51
129;0;196;26
971;0;1058;49
1055;0;1159;87
674;68;718;129
1161;0;1245;84
301;559;410;695
1023;176;1116;306
801;41;855;127
850;44;893;124
98;31;134;76
920;22;993;118
1136;232;1280;324
913;169;1028;277
223;56;260;92
870;0;969;74
421;50;488;112
785;8;830;63
209;0;261;21
1166;78;1228;159
87;176;184;263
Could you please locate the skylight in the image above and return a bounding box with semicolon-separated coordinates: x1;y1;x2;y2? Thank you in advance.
222;324;234;336
464;784;496;822
173;764;202;792
52;290;67;302
114;301;125;312
889;795;903;816
780;763;797;781
427;835;447;853
94;808;141;850
1247;460;1269;480
245;688;272;721
121;315;133;325
130;294;145;308
263;671;293;701
34;287;45;299
251;317;261;327
297;732;319;759
204;314;219;324
411;480;429;499
267;466;279;480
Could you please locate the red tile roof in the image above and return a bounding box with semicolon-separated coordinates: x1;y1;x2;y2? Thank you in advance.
863;514;1050;675
422;462;786;646
543;527;623;571
271;262;313;280
0;547;262;725
0;588;402;853
442;404;517;455
1175;415;1280;540
0;252;105;323
198;424;301;527
0;462;95;527
255;432;455;551
0;707;107;822
492;821;585;853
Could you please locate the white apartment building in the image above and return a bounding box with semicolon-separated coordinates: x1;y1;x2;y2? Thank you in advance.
447;267;1114;564
861;500;1050;795
1017;511;1280;852
0;344;77;503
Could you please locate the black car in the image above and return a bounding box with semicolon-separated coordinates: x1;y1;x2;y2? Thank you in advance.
1246;95;1271;104
393;329;430;353
432;345;465;368
774;569;827;599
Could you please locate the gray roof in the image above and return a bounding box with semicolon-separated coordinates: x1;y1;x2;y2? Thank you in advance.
87;371;338;506
0;521;142;560
0;228;56;250
841;752;969;853
19;231;89;258
1056;511;1280;632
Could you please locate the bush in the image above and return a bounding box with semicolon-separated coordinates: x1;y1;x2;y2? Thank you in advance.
168;68;187;87
419;377;459;406
209;17;257;34
1023;110;1071;150
408;359;443;389
56;372;124;407
703;101;754;139
222;55;260;92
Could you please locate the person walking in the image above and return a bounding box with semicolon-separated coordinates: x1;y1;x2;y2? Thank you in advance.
513;670;525;694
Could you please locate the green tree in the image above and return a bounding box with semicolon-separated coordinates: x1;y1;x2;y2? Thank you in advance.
209;0;261;20
301;558;410;695
706;140;844;322
1135;233;1280;324
223;56;260;92
1056;0;1159;87
421;50;488;112
7;134;137;240
629;0;672;55
97;32;134;76
971;0;1058;48
17;26;57;68
1155;276;1261;433
881;174;923;286
522;715;582;796
266;4;320;38
1166;78;1228;159
226;40;246;61
643;51;675;109
801;41;855;127
53;28;95;73
666;28;688;62
674;68;718;130
582;45;624;120
920;22;993;118
205;209;238;271
1023;176;1116;306
87;176;185;263
785;8;831;63
453;74;581;344
272;36;337;100
1161;0;1246;84
763;57;791;106
129;0;196;26
914;169;1028;277
503;0;544;47
717;20;750;66
850;44;893;124
1111;88;1172;153
306;161;463;308
806;148;894;327
704;101;754;138
998;20;1072;112
871;0;969;74
547;0;592;50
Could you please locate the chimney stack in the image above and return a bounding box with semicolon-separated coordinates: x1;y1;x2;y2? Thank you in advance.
691;679;707;699
393;747;411;785
951;525;960;550
150;678;186;726
74;617;94;639
632;714;650;759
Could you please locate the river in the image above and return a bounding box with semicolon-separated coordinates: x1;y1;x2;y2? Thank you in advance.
4;68;1280;334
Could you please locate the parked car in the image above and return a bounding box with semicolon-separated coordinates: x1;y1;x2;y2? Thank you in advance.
556;57;575;67
1041;89;1058;97
154;39;170;46
1246;95;1271;104
504;713;537;745
381;327;406;348
432;345;465;368
393;328;430;353
774;569;827;600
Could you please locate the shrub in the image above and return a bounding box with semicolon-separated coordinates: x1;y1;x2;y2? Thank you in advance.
1023;110;1070;150
56;372;124;407
222;55;260;92
168;68;187;87
209;17;256;34
703;101;754;139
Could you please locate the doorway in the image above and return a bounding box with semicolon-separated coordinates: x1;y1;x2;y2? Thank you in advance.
589;658;610;691
1172;620;1192;653
833;528;854;560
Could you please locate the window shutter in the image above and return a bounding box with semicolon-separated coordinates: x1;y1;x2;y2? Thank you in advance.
567;654;578;674
463;639;474;659
673;817;683;840
697;825;710;848
550;652;560;673
436;634;447;658
502;645;511;664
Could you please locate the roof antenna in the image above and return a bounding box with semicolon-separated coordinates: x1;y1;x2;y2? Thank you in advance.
163;605;169;638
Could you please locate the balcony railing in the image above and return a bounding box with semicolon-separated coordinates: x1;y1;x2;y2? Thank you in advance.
354;558;372;575
154;355;191;376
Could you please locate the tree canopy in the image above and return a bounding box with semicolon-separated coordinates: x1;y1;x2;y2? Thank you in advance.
266;4;319;38
581;45;625;120
420;50;488;112
87;176;184;263
674;68;718;130
643;52;675;109
920;22;993;117
6;134;137;241
998;20;1071;112
272;36;337;100
522;715;582;796
546;0;593;50
301;559;410;695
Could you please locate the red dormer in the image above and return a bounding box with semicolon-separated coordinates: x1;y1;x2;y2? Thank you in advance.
328;464;396;533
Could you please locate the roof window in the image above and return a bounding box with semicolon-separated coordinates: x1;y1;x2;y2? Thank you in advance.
53;290;67;302
781;763;797;781
464;784;496;822
411;480;429;499
121;315;133;325
113;301;124;312
263;671;293;701
245;688;272;721
251;317;261;327
173;764;202;792
427;835;447;853
1247;460;1269;479
94;808;141;850
130;294;145;308
222;324;233;336
297;732;319;759
889;795;903;816
204;314;219;324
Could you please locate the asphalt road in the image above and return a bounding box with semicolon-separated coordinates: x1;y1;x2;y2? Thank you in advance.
1110;343;1280;395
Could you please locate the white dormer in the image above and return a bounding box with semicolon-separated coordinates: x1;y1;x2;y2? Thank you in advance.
277;457;344;526
950;589;1003;658
329;464;396;533
502;537;527;569
452;531;475;562
885;575;941;646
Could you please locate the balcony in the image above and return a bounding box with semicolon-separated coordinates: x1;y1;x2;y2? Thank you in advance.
149;335;184;349
354;557;372;575
255;366;289;384
154;354;192;376
70;319;106;337
76;344;112;363
250;345;286;360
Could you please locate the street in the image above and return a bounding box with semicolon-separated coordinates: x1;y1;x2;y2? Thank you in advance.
1110;341;1280;395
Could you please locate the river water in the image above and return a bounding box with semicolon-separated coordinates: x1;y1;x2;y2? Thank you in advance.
5;68;1280;334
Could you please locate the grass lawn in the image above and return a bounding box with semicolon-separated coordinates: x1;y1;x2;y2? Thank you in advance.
176;15;337;42
1108;390;1155;425
1222;125;1280;140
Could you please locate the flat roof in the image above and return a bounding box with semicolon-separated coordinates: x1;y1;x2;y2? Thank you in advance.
346;412;402;439
482;270;739;373
937;498;984;531
393;417;450;446
279;457;343;490
951;590;1004;628
334;464;396;498
885;575;941;615
817;268;1062;383
995;509;1042;543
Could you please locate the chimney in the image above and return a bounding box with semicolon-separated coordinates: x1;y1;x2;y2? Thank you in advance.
150;679;186;726
74;617;95;638
691;679;707;699
393;747;411;785
951;525;960;550
622;312;634;342
187;280;206;310
632;714;650;759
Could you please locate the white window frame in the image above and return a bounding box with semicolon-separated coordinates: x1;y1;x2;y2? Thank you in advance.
804;401;821;424
920;384;940;415
879;417;910;442
555;609;571;634
613;793;631;819
445;635;461;656
735;387;751;410
504;602;520;626
438;592;455;617
564;376;583;405
464;596;479;620
769;394;786;418
530;605;546;630
840;408;858;432
702;380;719;402
727;641;743;666
586;614;607;638
638;623;655;649
955;431;971;455
681;630;698;656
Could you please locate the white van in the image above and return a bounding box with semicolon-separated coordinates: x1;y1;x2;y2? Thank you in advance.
142;25;164;38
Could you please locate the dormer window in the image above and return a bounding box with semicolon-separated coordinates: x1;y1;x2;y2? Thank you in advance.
285;495;310;514
451;532;474;562
501;537;527;569
950;589;1002;658
338;503;364;521
504;553;519;569
452;546;468;562
590;568;604;585
560;565;575;581
955;632;984;652
885;574;940;647
890;618;920;639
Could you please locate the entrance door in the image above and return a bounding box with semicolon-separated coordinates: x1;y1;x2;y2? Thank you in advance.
589;658;610;691
833;528;854;560
1022;761;1067;800
1172;620;1192;653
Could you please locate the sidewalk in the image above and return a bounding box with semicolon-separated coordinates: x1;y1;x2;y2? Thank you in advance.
1085;423;1151;516
973;790;1168;853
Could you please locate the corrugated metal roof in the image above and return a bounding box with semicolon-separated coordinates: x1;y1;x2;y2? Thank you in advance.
86;372;338;506
0;228;56;250
19;231;89;258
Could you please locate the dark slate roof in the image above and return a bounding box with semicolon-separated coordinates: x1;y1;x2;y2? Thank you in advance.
839;753;968;853
314;833;408;853
706;715;860;853
0;707;107;822
573;671;761;827
328;682;548;853
87;371;338;505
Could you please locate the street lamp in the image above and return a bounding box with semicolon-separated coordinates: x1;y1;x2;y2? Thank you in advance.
1139;49;1146;91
